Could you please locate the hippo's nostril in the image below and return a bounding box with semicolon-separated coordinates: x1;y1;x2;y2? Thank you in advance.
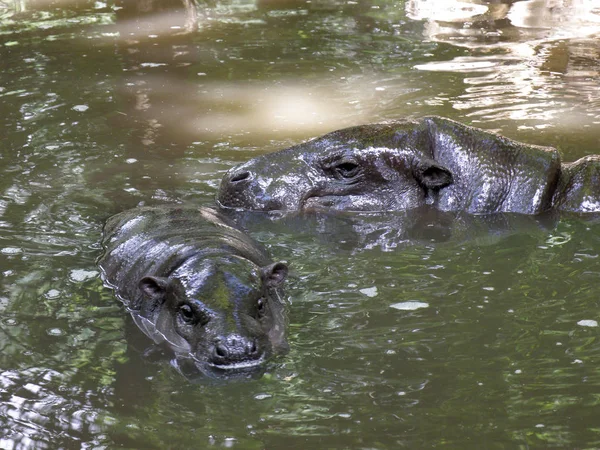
230;171;251;183
215;343;228;359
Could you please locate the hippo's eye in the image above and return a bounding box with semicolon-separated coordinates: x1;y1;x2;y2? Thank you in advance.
179;304;195;323
257;298;266;316
334;161;360;179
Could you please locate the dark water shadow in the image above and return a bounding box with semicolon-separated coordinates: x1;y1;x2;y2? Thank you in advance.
220;205;562;255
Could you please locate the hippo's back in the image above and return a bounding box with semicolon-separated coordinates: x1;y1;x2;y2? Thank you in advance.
99;206;271;308
426;117;561;214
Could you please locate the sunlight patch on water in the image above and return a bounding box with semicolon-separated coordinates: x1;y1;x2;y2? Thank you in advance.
69;269;98;282
359;286;378;297
189;82;374;138
1;247;23;255
406;0;488;22
390;301;429;311
414;59;498;72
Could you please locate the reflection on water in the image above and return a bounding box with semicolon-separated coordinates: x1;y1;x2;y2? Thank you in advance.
114;0;199;36
411;0;600;128
109;0;406;148
408;0;600;45
116;75;380;145
0;367;107;448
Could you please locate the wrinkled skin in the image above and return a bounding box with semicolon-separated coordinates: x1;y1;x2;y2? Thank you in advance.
218;116;600;214
98;206;288;379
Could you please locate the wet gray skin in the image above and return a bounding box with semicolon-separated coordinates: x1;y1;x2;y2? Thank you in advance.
98;206;288;379
218;116;600;214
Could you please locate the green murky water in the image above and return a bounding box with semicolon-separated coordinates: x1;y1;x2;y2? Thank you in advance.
1;0;600;447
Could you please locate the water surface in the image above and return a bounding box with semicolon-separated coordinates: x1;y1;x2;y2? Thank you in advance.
1;0;600;447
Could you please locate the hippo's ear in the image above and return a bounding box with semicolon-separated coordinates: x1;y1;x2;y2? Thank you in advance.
262;262;288;287
139;276;168;299
415;160;453;190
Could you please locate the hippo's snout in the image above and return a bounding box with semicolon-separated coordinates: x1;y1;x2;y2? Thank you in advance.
218;167;261;209
209;334;263;368
219;163;314;211
219;167;283;211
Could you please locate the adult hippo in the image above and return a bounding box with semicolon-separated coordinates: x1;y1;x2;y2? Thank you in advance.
217;116;600;214
98;205;288;379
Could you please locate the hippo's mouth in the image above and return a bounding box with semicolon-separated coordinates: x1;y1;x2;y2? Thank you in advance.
302;194;386;212
196;350;268;375
302;195;335;210
207;354;266;371
172;354;268;381
300;189;352;211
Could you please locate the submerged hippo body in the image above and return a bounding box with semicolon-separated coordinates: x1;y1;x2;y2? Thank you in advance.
98;206;288;379
218;116;600;214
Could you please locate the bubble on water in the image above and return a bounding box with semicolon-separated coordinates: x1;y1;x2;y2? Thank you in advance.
4;317;17;326
577;319;598;328
254;393;272;400
359;286;378;297
72;104;89;112
390;301;429;311
223;437;237;448
45;289;61;299
47;328;64;336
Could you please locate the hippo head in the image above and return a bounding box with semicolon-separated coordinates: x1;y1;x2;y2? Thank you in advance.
217;122;453;212
137;256;288;378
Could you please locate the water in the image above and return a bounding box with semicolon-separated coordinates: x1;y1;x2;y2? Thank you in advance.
1;0;600;447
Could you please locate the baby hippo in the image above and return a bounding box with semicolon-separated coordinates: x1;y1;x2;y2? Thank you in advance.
98;205;288;379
